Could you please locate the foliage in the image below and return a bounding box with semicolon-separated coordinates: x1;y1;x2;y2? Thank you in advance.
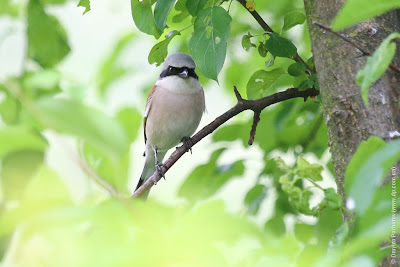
0;0;399;266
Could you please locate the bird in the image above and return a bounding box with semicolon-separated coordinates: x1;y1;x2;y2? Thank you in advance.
133;53;205;199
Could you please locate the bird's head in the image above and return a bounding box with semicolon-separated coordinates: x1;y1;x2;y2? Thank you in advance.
159;53;198;80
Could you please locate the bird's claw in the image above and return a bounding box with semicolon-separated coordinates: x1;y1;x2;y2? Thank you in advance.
182;137;194;154
156;162;167;180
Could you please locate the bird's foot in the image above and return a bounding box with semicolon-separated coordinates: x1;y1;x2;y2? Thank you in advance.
156;162;167;180
182;137;194;154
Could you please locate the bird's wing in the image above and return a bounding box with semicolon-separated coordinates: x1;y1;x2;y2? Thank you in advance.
144;86;157;144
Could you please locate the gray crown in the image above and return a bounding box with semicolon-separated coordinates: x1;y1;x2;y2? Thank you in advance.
163;53;196;70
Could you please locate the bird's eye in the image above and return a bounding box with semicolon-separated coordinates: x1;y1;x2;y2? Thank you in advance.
168;66;174;72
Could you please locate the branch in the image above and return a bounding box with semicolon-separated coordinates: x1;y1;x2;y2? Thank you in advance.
236;0;311;72
131;86;319;198
313;21;400;74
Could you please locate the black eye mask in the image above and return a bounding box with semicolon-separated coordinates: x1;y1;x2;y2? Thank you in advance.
159;66;199;80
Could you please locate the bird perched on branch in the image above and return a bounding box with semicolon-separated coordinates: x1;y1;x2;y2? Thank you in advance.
133;53;205;199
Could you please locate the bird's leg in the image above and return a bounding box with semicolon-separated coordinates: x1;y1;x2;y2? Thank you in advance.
181;136;194;154
153;147;166;179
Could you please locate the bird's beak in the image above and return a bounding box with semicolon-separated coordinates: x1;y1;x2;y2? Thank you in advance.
178;69;189;79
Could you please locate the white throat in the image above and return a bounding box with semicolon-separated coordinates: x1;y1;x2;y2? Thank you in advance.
155;76;202;94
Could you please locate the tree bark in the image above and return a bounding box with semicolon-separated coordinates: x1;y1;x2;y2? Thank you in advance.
304;1;400;265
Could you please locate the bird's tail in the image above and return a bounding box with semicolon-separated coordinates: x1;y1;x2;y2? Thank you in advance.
134;148;166;200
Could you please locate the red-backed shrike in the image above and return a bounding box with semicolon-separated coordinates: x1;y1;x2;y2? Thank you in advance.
133;53;205;198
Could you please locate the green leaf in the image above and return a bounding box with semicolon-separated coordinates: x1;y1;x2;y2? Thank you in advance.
332;0;400;31
27;0;70;68
329;221;349;249
188;6;232;81
244;184;267;215
34;98;128;158
0;0;19;16
288;62;306;77
282;11;306;32
265;54;275;68
154;0;176;31
258;42;267;57
265;33;297;59
179;148;245;202
241;33;255;51
148;30;181;66
0;94;19;124
246;68;287;100
356;33;400;107
116;107;142;142
131;0;162;39
296;156;323;181
97;33;136;97
319;188;342;210
0;126;46;158
186;0;208;16
77;0;90;14
294;223;315;243
345;136;400;216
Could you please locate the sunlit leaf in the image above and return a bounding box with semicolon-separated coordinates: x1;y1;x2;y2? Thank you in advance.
356;33;400;107
282;11;305;32
246;68;287;99
332;0;400;31
188;6;232;81
0;126;46;158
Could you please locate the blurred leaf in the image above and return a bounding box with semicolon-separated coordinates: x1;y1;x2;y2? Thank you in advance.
186;0;208;16
356;33;400;107
265;54;275;68
0;126;46;158
332;0;400;31
77;0;90;14
82;142;129;192
24;165;71;204
345;136;400;216
212;122;250;146
116;107;142;142
97;32;136;97
0;0;19;16
0;95;19;124
306;56;315;71
179;148;245;202
244;184;267;215
1;150;44;202
172;10;190;23
148;30;181;66
294;223;314;243
27;0;70;68
265;33;297;59
265;214;286;236
343;255;375;267
188;6;232;81
34;98;128;158
246;68;287;100
296;156;323;181
282;11;305;32
315;209;343;247
288;62;305;77
329;221;349;249
131;0;162;39
318;188;342;210
154;0;176;31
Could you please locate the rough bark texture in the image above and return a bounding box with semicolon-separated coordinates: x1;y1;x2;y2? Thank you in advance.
304;1;400;266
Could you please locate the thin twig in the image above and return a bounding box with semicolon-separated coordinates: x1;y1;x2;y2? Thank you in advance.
236;0;311;72
248;111;260;145
313;21;400;74
132;86;319;198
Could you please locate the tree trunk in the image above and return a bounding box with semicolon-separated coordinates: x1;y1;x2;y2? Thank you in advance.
303;1;400;265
